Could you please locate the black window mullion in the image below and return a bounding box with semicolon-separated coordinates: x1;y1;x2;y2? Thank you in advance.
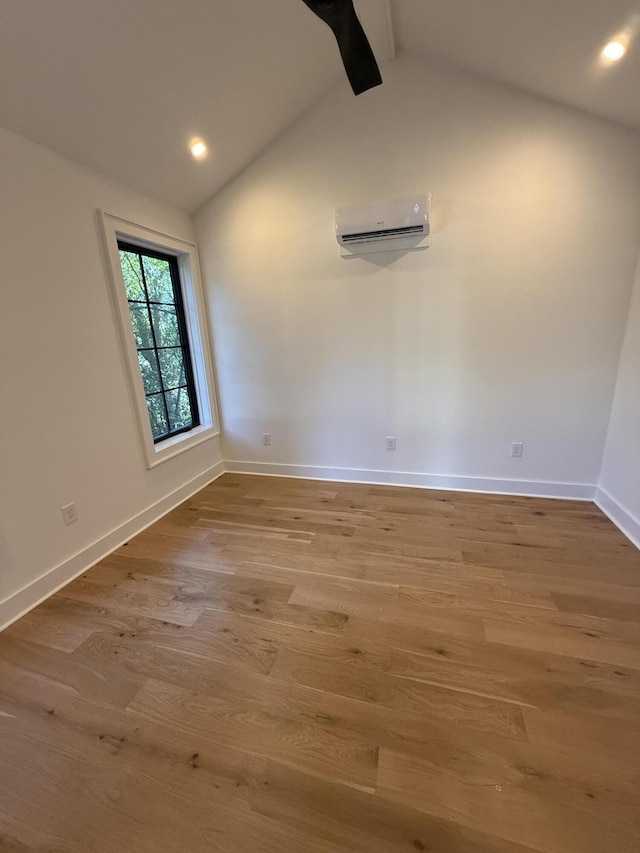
136;251;171;433
127;299;179;306
136;345;185;351
154;383;189;395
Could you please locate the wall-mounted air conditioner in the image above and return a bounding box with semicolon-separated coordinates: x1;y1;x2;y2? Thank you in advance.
336;194;430;256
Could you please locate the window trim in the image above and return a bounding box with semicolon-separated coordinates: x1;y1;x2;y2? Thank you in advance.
100;212;220;469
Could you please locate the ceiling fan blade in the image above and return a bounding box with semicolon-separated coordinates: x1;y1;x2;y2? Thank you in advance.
301;0;382;95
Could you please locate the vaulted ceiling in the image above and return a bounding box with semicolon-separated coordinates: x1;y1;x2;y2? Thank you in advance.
0;0;638;213
396;0;640;133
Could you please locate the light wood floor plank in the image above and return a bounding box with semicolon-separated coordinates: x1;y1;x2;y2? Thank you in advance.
1;473;639;851
376;746;639;853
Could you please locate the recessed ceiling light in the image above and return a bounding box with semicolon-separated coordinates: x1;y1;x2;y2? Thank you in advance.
190;139;208;160
602;40;626;61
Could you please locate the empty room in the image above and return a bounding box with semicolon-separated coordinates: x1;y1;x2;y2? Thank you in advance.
1;1;639;851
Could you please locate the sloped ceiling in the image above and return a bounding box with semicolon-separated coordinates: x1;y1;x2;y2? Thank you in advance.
393;0;640;134
0;0;638;213
0;0;343;212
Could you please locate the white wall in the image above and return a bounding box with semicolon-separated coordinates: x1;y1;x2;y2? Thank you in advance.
598;251;640;546
194;54;640;496
0;126;222;627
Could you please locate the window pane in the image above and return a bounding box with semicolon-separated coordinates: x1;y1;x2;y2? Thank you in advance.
142;255;175;303
116;240;201;447
146;393;168;439
119;251;146;301
165;387;194;432
151;305;180;346
137;349;162;394
158;347;186;390
128;304;154;348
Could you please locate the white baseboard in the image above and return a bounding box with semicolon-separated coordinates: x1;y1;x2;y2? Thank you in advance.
595;487;640;550
223;460;596;501
0;461;225;632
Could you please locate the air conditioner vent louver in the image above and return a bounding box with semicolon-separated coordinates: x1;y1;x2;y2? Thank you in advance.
336;195;430;256
342;225;425;243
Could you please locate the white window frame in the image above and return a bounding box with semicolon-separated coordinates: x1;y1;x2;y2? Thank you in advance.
100;211;220;469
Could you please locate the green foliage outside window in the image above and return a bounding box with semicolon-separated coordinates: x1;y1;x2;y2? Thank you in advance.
118;247;198;441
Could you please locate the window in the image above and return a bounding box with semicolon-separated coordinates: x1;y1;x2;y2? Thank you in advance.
101;213;219;468
118;242;200;442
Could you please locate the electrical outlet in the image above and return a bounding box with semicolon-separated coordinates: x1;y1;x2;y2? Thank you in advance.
262;433;271;446
61;503;78;525
386;436;396;451
511;442;524;458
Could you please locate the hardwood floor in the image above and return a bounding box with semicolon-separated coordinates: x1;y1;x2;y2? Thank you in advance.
1;473;639;852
